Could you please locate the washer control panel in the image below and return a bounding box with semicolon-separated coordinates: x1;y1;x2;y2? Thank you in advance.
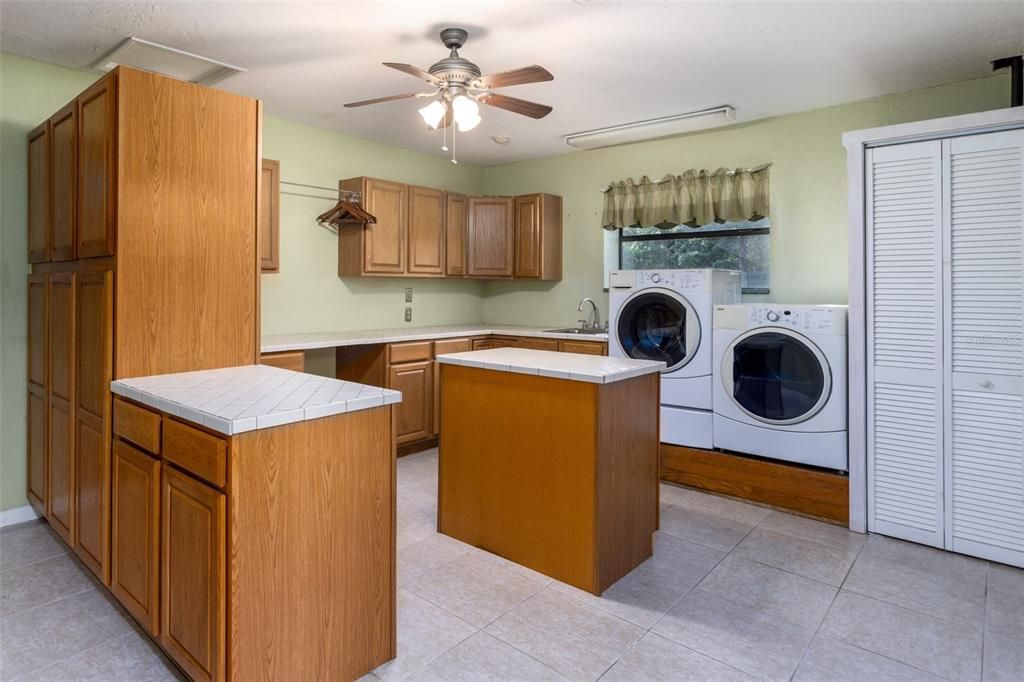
746;306;844;333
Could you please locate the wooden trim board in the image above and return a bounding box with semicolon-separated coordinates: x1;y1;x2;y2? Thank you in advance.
660;444;849;525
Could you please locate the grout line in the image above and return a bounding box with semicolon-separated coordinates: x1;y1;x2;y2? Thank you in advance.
0;583;98;623
7;631;144;682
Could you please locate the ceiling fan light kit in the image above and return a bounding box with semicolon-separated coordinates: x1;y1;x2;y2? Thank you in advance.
345;27;553;162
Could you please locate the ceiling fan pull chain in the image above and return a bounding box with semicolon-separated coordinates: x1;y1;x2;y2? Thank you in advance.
451;122;458;164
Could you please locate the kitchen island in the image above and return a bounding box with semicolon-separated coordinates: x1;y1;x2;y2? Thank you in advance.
109;365;401;681
436;348;664;594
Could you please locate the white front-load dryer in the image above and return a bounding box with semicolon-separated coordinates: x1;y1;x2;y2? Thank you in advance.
609;269;741;448
712;304;848;470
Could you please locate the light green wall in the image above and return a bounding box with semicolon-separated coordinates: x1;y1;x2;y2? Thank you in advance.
479;73;1011;327
259;116;485;336
0;54;98;512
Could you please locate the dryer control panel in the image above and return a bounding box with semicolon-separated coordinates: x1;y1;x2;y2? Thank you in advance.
745;306;846;334
610;269;708;291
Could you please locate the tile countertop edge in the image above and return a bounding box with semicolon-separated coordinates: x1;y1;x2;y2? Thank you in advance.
110;365;402;437
436;348;664;384
260;325;610;353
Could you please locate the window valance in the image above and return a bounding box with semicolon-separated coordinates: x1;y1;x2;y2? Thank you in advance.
601;165;770;230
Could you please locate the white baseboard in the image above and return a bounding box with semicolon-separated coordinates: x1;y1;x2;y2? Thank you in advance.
0;504;40;528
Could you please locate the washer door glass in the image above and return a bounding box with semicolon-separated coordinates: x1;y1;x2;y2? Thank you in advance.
731;331;826;422
616;291;697;371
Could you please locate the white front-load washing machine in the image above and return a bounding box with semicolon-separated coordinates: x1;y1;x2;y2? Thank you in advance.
609;269;742;448
712;304;848;471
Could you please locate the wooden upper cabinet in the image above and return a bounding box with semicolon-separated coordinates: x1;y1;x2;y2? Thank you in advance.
467;197;514;278
407;185;445;276
77;73;117;259
50;103;78;262
161;464;226;682
27;274;49;515
339;177;407;276
514;193;562;280
28;122;50;263
445;193;468;277
75;270;114;583
259;159;280;273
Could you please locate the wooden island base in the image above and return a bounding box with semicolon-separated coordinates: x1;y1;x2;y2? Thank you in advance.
438;363;660;595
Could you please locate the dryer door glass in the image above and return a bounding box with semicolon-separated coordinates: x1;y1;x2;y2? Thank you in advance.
731;332;825;422
616;291;695;370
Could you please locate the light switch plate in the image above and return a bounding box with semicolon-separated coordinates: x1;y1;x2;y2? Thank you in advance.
405;288;413;303
405;307;412;322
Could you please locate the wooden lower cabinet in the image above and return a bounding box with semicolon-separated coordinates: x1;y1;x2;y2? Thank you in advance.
389;360;433;445
111;439;161;635
48;272;76;545
558;340;607;355
161;463;226;682
519;337;559;352
259;350;304;372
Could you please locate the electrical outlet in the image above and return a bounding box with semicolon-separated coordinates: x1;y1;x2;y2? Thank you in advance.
405;307;412;322
405;288;413;303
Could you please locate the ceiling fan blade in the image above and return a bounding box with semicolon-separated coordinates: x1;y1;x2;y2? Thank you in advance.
383;62;441;85
475;65;553;89
478;93;553;119
344;92;427;108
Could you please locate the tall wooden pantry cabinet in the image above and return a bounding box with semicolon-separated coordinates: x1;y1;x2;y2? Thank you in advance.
25;66;260;585
845;109;1024;568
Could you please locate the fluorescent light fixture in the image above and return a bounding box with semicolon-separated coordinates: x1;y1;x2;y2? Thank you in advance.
90;37;245;86
564;106;736;150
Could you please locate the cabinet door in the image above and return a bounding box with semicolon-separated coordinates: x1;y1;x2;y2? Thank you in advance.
408;185;445;275
389;360;433;444
944;130;1024;567
28;122;51;263
259;159;280;273
162;464;226;682
514;194;542;278
866;140;945;548
77;73;116;258
363;178;407;274
467;197;514;277
75;270;114;582
50;103;78;262
27;274;49;515
48;272;76;545
111;439;160;635
445;193;468;276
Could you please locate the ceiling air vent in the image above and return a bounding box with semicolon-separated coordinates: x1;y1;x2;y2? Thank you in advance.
90;37;245;86
565;106;736;150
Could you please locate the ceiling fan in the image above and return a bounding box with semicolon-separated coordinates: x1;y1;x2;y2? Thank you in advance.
344;27;554;139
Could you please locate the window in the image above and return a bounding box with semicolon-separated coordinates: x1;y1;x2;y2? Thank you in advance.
618;218;770;293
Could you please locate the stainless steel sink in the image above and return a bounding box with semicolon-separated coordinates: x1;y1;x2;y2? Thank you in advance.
544;328;607;335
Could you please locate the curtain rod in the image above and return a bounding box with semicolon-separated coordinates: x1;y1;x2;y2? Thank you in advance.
279;180;361;202
599;163;772;192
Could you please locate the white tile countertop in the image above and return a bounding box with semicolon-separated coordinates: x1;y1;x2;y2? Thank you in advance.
111;365;402;435
436;347;664;384
261;324;609;353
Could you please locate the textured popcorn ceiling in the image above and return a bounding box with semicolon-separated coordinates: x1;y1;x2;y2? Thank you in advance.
1;0;1022;165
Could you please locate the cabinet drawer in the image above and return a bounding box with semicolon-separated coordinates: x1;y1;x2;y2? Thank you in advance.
113;398;161;454
259;350;304;372
434;338;471;355
518;337;559;352
163;419;227;489
558;340;607;356
389;341;433;364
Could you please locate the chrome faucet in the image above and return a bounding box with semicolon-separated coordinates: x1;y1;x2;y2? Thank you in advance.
577;297;601;330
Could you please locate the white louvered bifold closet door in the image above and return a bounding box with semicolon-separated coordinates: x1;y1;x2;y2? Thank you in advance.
867;140;945;548
944;130;1024;567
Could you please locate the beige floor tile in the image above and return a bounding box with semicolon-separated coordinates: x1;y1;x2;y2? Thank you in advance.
983;632;1024;682
985;589;1023;643
485;589;643;681
733;527;859;586
0;589;135;680
793;635;945;682
18;630;182;681
659;484;770;525
758;510;866;552
0;554;95;618
469;548;555;586
602;632;756;682
551;532;723;628
844;552;986;626
651;588;815;682
859;535;988;589
372;591;477;682
820;590;983;682
397;532;473;587
696;554;837;629
987;562;1024;598
658;504;755;552
0;522;66;573
408;631;565;682
408;552;545;628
